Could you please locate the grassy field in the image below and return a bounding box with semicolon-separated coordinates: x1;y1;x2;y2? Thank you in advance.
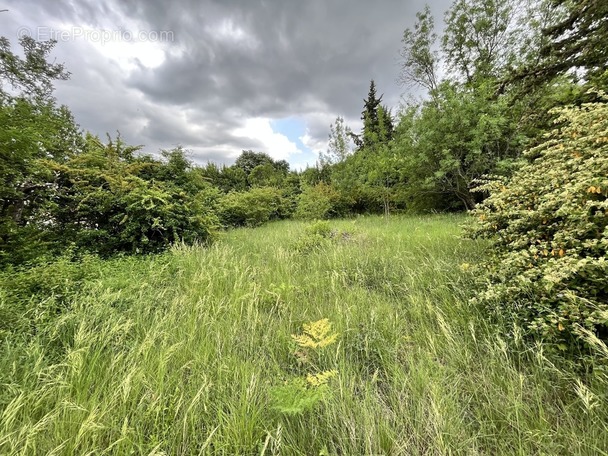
1;215;607;455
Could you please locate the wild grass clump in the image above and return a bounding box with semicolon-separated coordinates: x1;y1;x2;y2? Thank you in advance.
292;220;356;253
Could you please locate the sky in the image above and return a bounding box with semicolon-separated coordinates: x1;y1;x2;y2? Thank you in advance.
1;0;452;169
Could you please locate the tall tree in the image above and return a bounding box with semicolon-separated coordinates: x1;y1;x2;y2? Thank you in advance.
398;5;440;93
0;36;69;101
360;80;389;150
442;0;521;84
0;36;82;265
505;0;608;91
377;105;394;144
394;81;522;211
233;150;289;178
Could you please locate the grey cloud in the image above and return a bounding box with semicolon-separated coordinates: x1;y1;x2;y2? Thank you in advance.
3;0;454;165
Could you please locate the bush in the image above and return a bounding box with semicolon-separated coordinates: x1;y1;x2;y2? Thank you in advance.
51;169;220;256
40;139;221;259
0;253;103;342
292;221;355;253
470;95;608;349
218;187;291;228
295;182;349;220
304;220;333;238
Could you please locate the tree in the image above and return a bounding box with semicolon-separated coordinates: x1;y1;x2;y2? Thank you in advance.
233;150;290;188
47;135;219;256
0;36;69;101
398;5;440;93
0;36;82;265
199;163;248;193
360;80;385;149
248;162;285;188
218;187;290;227
442;0;521;84
295;182;347;220
377;105;394;145
505;0;608;91
319;116;353;167
234;150;275;175
394;81;521;211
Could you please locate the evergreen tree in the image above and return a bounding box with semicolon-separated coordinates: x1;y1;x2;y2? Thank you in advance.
360;80;384;149
505;0;608;91
377;105;394;144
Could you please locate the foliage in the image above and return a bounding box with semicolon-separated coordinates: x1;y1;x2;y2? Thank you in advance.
393;0;544;212
507;0;608;91
394;82;522;210
46;137;220;256
303;220;333;240
0;253;102;342
319;116;354;167
292;220;334;253
295;182;348;220
322;82;404;216
0;37;84;266
442;0;521;84
1;37;218;263
292;318;339;349
398;5;439;92
199;162;248;193
358;80;393;150
0;36;69;101
269;377;329;416
271;319;339;416
248;162;286;188
218;187;290;228
470;96;608;347
234;150;289;176
292;220;354;254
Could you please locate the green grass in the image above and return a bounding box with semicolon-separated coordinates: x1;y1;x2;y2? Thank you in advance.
1;214;607;455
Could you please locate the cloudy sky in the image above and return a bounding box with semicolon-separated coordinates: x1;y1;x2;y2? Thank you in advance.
1;0;452;169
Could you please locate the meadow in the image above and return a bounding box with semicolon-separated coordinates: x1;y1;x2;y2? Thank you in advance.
1;215;607;455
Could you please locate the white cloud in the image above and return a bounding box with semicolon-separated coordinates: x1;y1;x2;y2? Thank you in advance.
299;130;327;158
233;118;303;161
94;40;167;71
206;18;259;49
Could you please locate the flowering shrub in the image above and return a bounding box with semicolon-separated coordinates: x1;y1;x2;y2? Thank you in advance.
470;95;608;348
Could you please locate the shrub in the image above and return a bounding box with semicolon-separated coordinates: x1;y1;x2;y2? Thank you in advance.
218;187;290;228
293;221;333;253
44;139;221;258
293;220;355;253
304;220;333;239
470;95;608;349
0;253;103;342
295;183;349;220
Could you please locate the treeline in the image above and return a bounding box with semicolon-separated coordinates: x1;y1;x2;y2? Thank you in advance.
315;0;607;215
2;0;607;269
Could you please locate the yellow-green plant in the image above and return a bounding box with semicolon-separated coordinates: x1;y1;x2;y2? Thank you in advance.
271;319;339;415
291;318;338;349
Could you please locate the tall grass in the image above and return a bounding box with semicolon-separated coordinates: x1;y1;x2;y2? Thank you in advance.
1;214;607;455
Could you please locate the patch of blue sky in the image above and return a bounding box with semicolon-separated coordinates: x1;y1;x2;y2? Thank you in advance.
270;117;318;169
